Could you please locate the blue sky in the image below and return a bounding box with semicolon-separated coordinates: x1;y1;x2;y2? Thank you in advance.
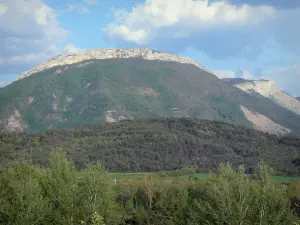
0;0;300;96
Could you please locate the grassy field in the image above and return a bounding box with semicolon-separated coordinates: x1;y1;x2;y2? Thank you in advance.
272;176;300;182
108;173;148;179
108;173;300;182
77;171;300;182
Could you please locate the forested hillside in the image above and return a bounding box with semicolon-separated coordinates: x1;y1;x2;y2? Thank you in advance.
1;118;300;175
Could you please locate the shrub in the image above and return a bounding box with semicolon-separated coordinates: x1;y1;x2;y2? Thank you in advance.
188;162;293;225
0;150;124;225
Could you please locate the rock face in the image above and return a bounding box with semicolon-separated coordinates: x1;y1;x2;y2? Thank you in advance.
240;105;291;135
2;109;27;132
16;48;211;81
226;79;300;115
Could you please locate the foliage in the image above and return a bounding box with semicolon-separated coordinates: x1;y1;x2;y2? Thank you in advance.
119;162;295;225
0;162;50;225
1;118;300;175
188;162;293;225
0;150;122;225
0;152;298;225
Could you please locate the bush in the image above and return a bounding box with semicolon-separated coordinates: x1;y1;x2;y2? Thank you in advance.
0;150;123;225
0;162;50;225
188;162;293;225
0;151;297;225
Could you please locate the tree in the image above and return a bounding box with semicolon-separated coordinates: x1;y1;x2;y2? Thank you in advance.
0;162;50;225
77;163;124;225
188;162;293;225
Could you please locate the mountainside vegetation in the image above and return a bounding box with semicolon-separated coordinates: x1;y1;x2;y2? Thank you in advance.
1;59;300;135
1;118;300;175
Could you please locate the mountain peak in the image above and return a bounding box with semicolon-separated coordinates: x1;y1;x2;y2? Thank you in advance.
15;48;210;81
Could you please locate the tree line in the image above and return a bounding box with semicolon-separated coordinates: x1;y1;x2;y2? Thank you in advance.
1;118;300;175
1;149;300;225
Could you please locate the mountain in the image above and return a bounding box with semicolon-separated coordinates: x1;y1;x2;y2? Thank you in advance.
297;97;300;101
1;48;300;135
224;78;300;115
1;118;300;175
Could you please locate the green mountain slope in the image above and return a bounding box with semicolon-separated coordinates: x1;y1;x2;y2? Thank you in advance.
1;58;300;134
1;118;300;175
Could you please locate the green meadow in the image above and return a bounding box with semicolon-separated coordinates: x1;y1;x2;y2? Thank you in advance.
79;172;300;182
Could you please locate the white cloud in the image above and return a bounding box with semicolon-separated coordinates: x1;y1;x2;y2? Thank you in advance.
0;0;68;42
67;0;99;14
105;0;300;60
105;0;276;47
212;69;254;80
241;70;254;80
213;70;236;79
64;44;82;54
259;63;300;96
0;44;82;65
84;0;98;5
0;0;75;75
0;3;8;16
0;81;9;87
68;4;89;14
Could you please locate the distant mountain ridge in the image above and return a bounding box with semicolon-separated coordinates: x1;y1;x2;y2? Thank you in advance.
224;78;300;116
1;49;300;135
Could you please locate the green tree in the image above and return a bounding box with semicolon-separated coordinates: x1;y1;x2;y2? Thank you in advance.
188;162;293;225
77;163;124;225
0;162;50;225
40;150;79;224
251;161;293;225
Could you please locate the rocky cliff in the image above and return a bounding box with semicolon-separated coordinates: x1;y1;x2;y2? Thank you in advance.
16;48;211;81
225;79;300;115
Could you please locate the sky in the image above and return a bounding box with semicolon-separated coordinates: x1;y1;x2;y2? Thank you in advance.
0;0;300;96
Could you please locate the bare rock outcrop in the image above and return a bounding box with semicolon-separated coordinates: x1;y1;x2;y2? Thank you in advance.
240;105;291;135
234;80;300;115
15;48;211;81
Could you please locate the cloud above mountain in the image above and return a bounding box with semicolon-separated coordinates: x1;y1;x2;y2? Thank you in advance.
105;0;300;60
214;64;300;96
0;0;82;75
261;64;300;96
213;69;254;80
0;80;11;88
224;0;300;9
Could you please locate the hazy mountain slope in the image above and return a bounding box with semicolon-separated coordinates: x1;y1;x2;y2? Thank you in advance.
1;50;300;135
1;118;300;175
224;78;300;115
297;97;300;101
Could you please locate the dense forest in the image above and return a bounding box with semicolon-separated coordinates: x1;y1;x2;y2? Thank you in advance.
1;118;300;175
